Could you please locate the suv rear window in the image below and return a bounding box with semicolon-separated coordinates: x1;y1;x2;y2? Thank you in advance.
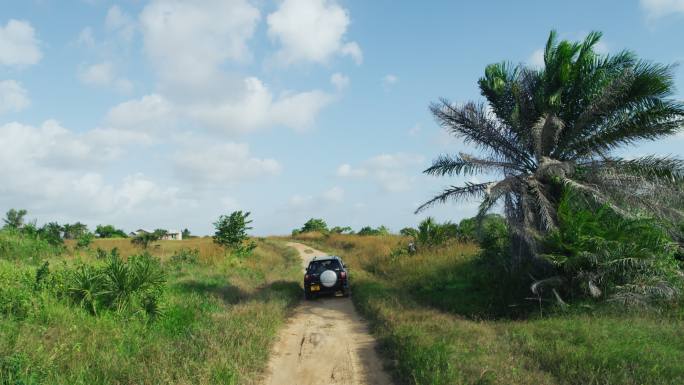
307;259;342;274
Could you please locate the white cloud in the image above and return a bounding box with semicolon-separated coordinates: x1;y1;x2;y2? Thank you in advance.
408;123;421;136
336;163;367;177
383;74;398;87
288;186;344;208
337;153;425;192
0;19;42;67
76;27;96;48
641;0;684;18
140;0;261;88
174;141;282;185
105;94;175;133
267;0;362;65
0;120;192;221
322;186;344;203
105;5;135;41
0;80;30;114
330;72;350;90
528;48;545;67
78;61;133;93
185;77;333;133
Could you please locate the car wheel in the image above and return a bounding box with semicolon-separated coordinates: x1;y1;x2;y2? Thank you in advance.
304;291;314;300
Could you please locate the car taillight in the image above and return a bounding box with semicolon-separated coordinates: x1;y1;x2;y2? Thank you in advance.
305;274;310;281
340;271;347;279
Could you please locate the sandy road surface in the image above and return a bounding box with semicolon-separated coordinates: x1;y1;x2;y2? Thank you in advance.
262;242;393;385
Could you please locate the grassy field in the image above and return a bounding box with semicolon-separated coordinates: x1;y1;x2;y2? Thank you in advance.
295;232;684;385
1;236;301;385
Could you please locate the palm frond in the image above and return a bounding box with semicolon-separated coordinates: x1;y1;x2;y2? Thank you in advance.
415;181;493;214
423;153;522;177
430;100;535;169
583;156;684;185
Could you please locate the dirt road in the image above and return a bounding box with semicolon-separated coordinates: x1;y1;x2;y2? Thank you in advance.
262;242;393;385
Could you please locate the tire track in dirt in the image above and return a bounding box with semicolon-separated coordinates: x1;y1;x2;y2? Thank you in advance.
262;242;393;385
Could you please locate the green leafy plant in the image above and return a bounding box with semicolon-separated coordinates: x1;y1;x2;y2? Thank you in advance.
131;229;166;249
357;225;390;236
540;192;681;306
62;222;89;239
66;253;166;318
213;211;256;256
330;226;353;234
294;218;328;234
76;232;94;249
94;224;128;238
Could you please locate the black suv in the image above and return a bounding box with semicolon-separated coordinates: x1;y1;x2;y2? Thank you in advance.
304;256;349;299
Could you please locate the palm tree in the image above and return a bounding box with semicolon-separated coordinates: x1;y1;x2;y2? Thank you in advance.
417;31;684;260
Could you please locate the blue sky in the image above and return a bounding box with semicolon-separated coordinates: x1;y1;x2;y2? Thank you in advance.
1;0;683;235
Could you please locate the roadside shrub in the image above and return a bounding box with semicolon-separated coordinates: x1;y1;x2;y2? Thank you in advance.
66;253;166;319
298;218;328;234
414;217;458;248
541;192;682;306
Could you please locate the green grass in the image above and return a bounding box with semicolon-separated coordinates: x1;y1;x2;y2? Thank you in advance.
0;237;301;385
301;233;684;385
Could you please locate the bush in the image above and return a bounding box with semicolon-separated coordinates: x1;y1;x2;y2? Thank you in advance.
330;226;353;234
541;192;682;306
66;253;166;318
131;230;166;249
0;228;59;262
357;225;390;236
76;232;94;249
295;218;329;234
413;217;458;247
94;224;128;238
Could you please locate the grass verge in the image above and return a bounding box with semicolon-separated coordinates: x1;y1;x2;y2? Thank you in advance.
1;237;301;385
297;233;684;385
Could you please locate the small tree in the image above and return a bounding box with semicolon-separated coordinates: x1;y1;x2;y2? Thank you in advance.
182;228;191;239
131;231;162;249
357;226;390;236
213;211;255;255
3;209;27;229
400;227;418;238
39;222;64;246
76;232;94;249
330;226;353;234
63;222;89;239
95;224;128;238
300;218;328;233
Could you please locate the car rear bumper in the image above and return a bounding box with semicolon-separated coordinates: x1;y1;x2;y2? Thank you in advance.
305;281;348;294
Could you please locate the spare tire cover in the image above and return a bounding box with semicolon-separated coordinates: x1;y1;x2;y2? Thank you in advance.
320;270;337;287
